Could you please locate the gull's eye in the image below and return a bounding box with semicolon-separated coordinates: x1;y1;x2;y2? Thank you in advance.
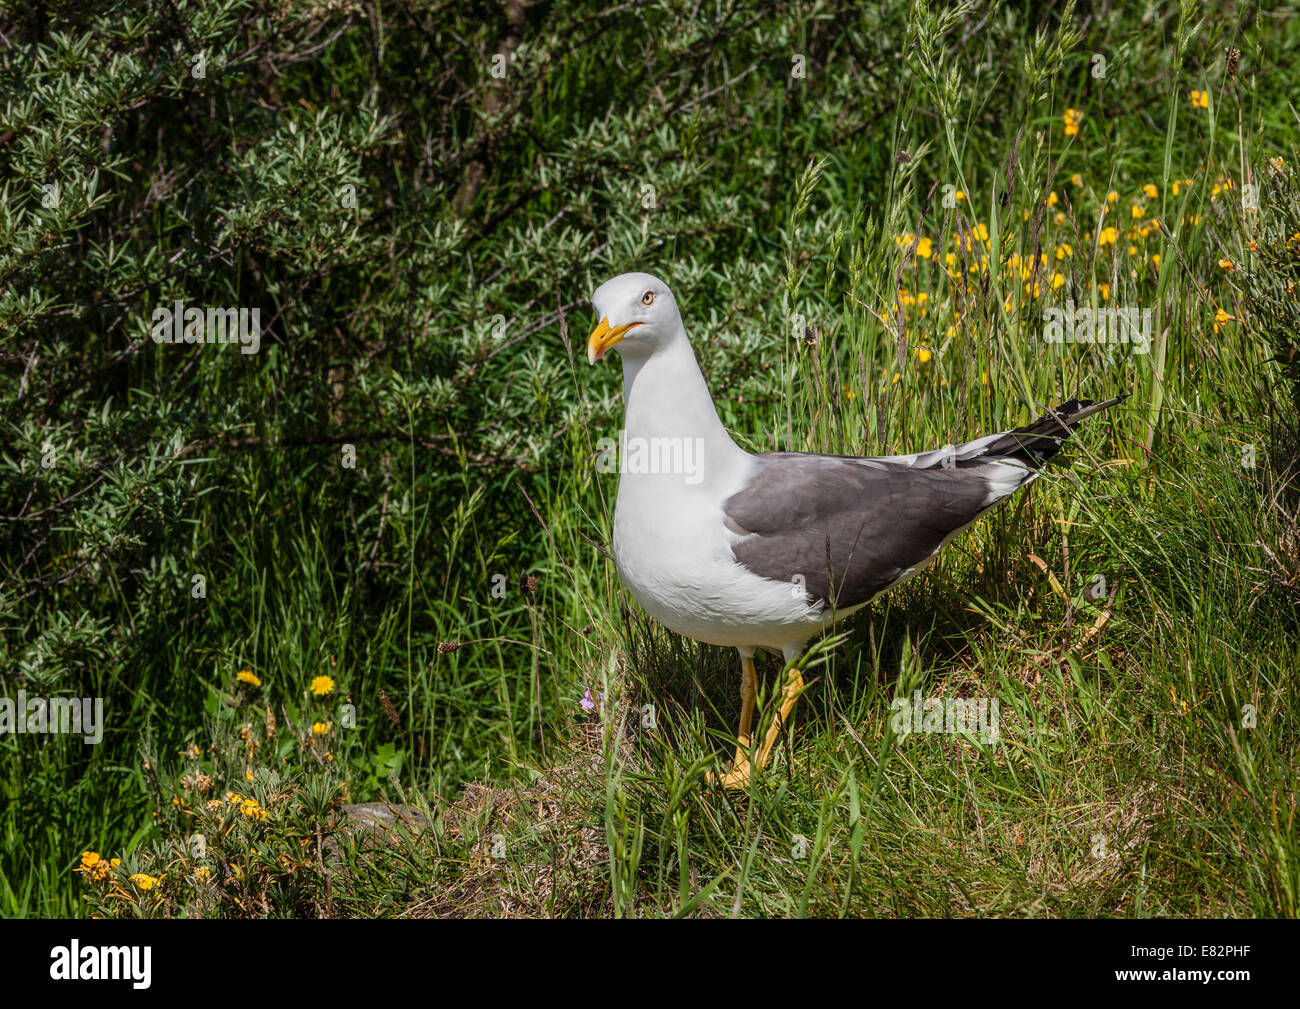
641;290;655;306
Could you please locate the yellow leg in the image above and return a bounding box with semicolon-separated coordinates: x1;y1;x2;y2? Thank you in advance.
756;668;803;769
712;664;803;789
728;655;758;776
708;655;757;788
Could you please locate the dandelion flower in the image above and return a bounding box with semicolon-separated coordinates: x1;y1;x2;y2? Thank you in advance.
237;669;261;687
310;675;335;696
75;851;117;882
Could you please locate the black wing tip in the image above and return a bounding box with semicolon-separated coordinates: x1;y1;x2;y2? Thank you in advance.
984;393;1128;467
1053;393;1130;415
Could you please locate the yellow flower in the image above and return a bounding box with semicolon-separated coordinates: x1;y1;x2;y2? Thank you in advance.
239;798;269;822
1248;240;1258;252
1189;89;1209;109
916;236;933;258
1143;184;1159;199
1098;227;1118;247
1172;181;1181;196
1128;245;1138;256
1098;283;1111;301
1063;108;1083;137
1106;191;1118;204
916;347;932;364
1070;173;1083;188
244;769;254;781
1215;307;1233;325
236;669;261;687
312;721;332;736
1055;243;1073;260
954;190;966;202
1051;272;1065;291
1047;191;1059;207
194;867;211;882
1131;205;1146;219
130;873;160;891
1151;253;1161;267
975;222;989;242
310;675;335;696
1218;258;1234;271
1054;212;1066;226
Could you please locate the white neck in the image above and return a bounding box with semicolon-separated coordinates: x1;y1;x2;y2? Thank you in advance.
617;328;749;486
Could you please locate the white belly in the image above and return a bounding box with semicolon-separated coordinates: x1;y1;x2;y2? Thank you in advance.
612;470;832;650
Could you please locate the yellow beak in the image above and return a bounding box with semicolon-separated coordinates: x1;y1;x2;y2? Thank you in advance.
586;317;643;364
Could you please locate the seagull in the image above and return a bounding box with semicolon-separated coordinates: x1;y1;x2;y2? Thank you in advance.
586;271;1123;787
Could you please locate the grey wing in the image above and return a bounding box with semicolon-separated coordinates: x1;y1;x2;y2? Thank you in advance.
722;452;1024;609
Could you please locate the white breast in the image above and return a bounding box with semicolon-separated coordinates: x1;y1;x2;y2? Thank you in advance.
612;462;829;650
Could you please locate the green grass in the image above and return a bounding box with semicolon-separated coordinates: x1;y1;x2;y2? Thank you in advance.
6;0;1300;918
